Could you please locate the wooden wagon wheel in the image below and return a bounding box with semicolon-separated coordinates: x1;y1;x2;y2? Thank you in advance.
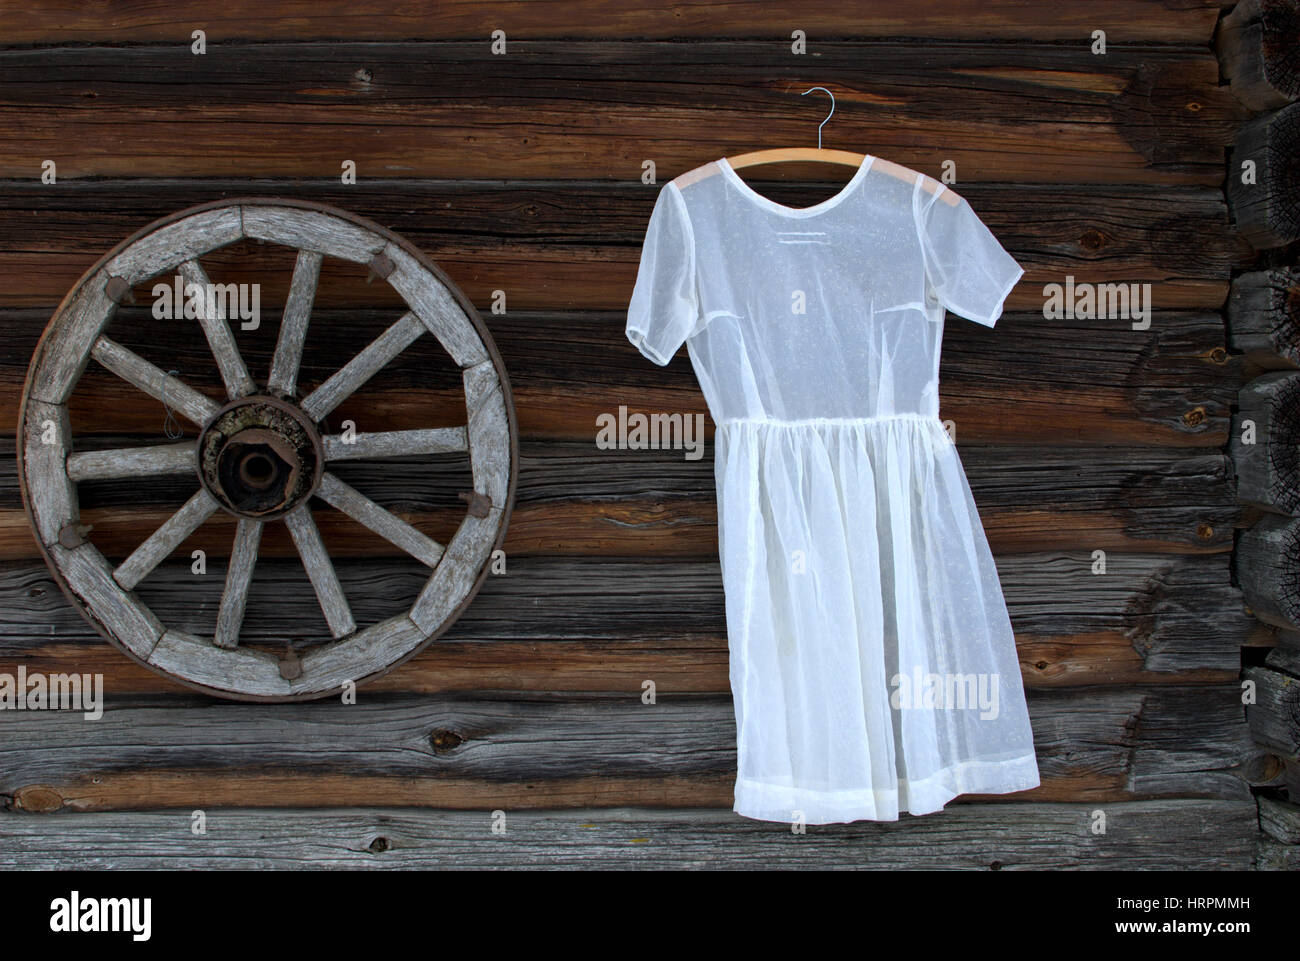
18;198;517;701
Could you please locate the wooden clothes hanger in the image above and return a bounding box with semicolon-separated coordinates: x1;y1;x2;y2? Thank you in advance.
676;87;959;206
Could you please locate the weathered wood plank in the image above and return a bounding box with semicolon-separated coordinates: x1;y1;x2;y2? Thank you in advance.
0;685;1256;814
1;307;1243;447
299;313;424;422
65;441;195;483
316;473;445;567
89;336;219;427
0;42;1244;184
0;1;1224;44
0;553;1261;686
266;249;322;397
0;438;1243;561
0;799;1259;870
283;504;355;639
176;258;257;399
113;487;219;591
322;427;467;462
0;183;1250;311
214;518;262;650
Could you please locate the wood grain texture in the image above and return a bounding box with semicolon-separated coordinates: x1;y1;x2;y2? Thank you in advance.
1230;371;1300;514
26;269;115;405
65;441;195;482
0;553;1261;680
0;1;1225;44
0;181;1251;312
89;336;220;427
0;439;1242;562
214;517;262;649
0;800;1260;870
266;249;323;397
0;685;1257;813
1228;266;1300;369
20;400;76;548
113;487;220;591
322;427;467;462
1237;515;1300;633
1;307;1243;447
176;258;257;399
299;312;424;422
46;541;164;659
283;504;356;639
0;42;1244;184
102;207;244;286
316;472;445;567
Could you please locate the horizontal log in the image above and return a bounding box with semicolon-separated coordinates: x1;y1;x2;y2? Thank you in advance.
0;552;1263;682
0;799;1259;870
0;1;1225;44
0;307;1244;446
0;42;1244;184
0;181;1250;310
0;684;1257;814
0;438;1244;559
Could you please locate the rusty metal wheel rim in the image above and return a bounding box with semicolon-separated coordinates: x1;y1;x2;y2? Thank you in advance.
17;198;518;702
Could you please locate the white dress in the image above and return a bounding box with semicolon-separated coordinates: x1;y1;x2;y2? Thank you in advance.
626;156;1040;824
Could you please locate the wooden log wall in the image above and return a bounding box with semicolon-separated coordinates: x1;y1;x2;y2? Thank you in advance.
0;0;1292;869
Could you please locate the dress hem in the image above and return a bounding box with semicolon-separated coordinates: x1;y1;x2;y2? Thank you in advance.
732;752;1041;825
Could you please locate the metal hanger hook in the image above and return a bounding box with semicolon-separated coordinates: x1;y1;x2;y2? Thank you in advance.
800;86;835;150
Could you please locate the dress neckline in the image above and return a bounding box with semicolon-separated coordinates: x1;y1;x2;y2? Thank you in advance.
718;154;875;218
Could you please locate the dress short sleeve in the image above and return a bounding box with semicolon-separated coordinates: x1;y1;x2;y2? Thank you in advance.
918;186;1023;328
626;181;700;365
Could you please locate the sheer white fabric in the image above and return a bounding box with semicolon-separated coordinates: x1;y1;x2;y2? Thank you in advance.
627;157;1039;823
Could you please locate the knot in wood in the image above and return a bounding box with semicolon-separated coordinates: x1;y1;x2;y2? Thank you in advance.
1079;229;1108;251
1182;406;1207;428
429;729;465;753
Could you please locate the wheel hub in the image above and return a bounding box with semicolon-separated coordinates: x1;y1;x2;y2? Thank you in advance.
198;395;322;518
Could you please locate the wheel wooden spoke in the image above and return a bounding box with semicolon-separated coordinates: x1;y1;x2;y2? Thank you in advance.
267;249;323;397
67;441;196;483
178;259;257;400
322;427;468;462
113;488;220;590
284;504;356;639
316;472;445;567
299;312;424;422
91;336;220;427
214;518;262;650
